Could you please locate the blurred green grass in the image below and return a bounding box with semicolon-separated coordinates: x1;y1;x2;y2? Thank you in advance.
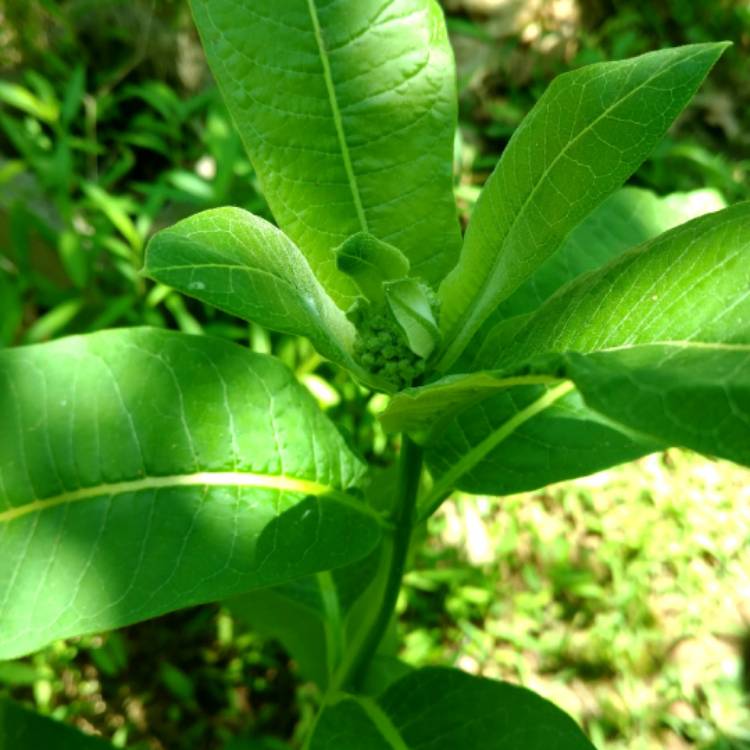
407;450;750;750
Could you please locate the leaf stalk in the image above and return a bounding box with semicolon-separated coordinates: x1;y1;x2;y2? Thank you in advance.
342;435;423;690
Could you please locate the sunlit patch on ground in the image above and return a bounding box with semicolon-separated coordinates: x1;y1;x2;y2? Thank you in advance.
408;450;750;749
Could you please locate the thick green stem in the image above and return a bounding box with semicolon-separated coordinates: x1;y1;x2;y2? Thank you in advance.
344;435;423;690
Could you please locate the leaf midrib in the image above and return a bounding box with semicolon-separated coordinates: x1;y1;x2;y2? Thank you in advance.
0;472;378;525
596;340;750;354
510;340;750;371
355;696;410;750
439;44;712;371
418;381;575;518
305;0;368;232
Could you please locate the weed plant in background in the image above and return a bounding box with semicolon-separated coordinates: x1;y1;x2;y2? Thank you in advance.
0;0;266;347
0;1;749;748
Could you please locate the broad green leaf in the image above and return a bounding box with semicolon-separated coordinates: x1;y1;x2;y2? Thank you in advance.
229;465;397;690
463;187;726;365
437;43;728;371
228;468;403;691
309;667;595;749
485;201;750;371
143;207;373;382
492;187;727;321
0;698;112;749
561;343;750;467
417;204;749;502
191;0;462;304
387;199;747;440
0;328;382;659
420;384;658;508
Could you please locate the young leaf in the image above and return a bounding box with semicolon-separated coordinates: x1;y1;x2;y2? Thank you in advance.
383;278;440;359
0;698;113;748
143;207;361;373
308;667;595;749
336;232;410;305
191;0;462;303
0;328;382;659
437;43;729;370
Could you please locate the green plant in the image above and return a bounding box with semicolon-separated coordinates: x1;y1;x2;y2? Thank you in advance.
0;19;265;348
1;1;748;747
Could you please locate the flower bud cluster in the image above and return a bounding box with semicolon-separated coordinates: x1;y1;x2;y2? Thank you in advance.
352;313;425;389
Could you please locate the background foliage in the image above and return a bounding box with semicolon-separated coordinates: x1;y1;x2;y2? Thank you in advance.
1;1;749;748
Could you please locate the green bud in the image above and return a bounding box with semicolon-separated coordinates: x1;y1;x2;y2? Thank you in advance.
383;362;400;378
351;303;428;389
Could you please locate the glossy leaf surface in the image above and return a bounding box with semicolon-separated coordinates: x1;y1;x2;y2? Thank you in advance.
437;43;728;370
487;201;750;371
0;328;381;658
419;203;749;500
191;0;462;303
464;187;726;365
491;187;725;322
389;200;749;438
